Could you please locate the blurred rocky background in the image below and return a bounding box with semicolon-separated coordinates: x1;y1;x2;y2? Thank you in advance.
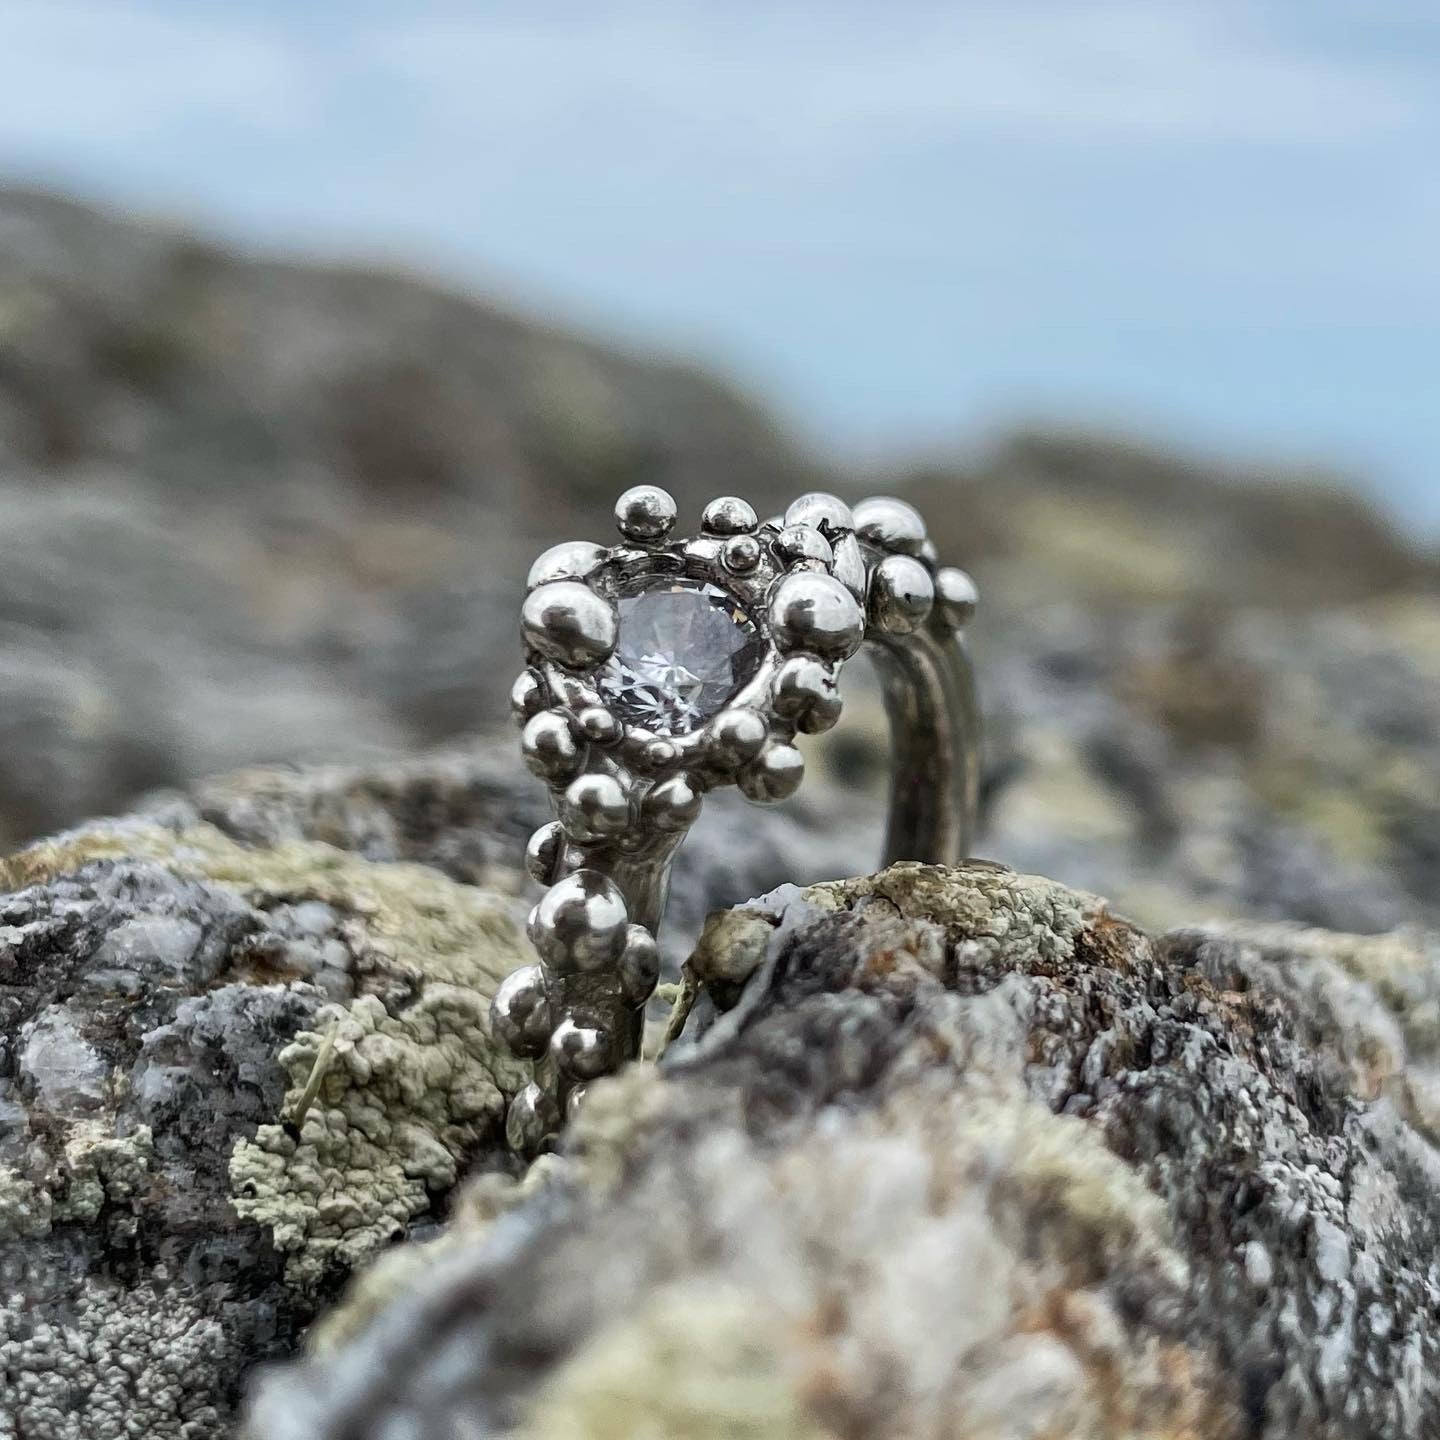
1;185;1435;939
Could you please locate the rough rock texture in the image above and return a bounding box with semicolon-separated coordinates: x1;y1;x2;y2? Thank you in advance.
156;742;872;970
4;183;1439;1439
252;863;1440;1440
906;429;1437;612
0;747;868;1439
0;802;533;1438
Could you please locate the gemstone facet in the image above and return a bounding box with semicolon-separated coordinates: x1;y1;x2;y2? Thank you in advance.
597;577;764;736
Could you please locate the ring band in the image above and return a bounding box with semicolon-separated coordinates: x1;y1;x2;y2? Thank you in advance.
493;488;981;1152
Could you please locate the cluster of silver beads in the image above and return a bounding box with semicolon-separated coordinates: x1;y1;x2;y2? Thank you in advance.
494;485;977;1153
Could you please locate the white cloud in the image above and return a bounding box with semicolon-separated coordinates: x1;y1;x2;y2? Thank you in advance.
0;0;314;145
0;0;1434;521
0;1;1431;176
371;0;1433;151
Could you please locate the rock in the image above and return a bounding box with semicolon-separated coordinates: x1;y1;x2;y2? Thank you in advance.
0;744;881;1439
2;182;1438;1438
904;427;1438;611
251;863;1440;1439
0;186;814;846
152;742;875;969
977;594;1440;935
0;798;532;1439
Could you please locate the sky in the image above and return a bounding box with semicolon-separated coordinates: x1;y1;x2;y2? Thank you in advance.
1;0;1437;526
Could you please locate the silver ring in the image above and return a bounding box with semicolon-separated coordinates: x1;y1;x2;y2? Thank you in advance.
494;487;981;1152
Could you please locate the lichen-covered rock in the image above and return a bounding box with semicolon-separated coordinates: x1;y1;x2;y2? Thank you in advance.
230;983;525;1294
978;592;1440;937
252;862;1440;1439
149;744;873;967
0;806;530;1439
0;743;893;1440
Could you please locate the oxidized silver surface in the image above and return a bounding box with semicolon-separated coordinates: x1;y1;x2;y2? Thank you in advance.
496;488;981;1153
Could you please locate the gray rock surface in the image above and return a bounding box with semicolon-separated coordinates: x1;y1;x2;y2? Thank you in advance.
0;746;866;1439
0;795;536;1440
250;862;1440;1439
978;593;1440;935
4;743;1440;1437
0;186;812;846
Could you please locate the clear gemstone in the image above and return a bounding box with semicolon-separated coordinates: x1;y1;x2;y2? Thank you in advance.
597;577;764;736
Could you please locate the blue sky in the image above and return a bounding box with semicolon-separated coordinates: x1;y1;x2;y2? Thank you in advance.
1;1;1437;526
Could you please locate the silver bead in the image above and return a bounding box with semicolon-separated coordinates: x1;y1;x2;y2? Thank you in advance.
919;538;939;568
550;1017;613;1081
615;485;677;542
645;738;680;770
561;773;631;841
510;670;546;725
643;773;702;832
522;582;618;670
489;963;553;1058
701;496;759;536
525;821;565;884
566;1084;589;1122
853;496;927;556
527;869;629;972
934;567;979;630
526;540;606;591
706;707;767;768
769;572;865;660
521;710;583;781
506;1081;560;1155
626;731;679;772
869;554;935;635
576;705;623;745
738;742;805;803
722;534;762;573
831;532;868;600
617;924;661;1006
773;525;833;569
784;492;853;538
772;655;843;734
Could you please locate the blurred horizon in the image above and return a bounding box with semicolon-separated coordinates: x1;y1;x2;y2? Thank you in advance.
2;0;1438;529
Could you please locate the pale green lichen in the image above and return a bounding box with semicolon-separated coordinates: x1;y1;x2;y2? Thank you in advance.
692;863;1104;1000
3;819;525;991
563;1064;672;1197
502;1086;1200;1440
231;981;530;1294
307;1069;675;1353
306;1155;567;1356
0;1280;231;1440
0;1168;49;1242
4;816;534;1294
511;1283;835;1440
0;1126;153;1243
839;862;1101;962
307;1069;671;1356
915;1093;1187;1295
50;1124;155;1226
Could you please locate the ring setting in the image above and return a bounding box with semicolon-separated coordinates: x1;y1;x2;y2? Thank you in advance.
496;487;980;1153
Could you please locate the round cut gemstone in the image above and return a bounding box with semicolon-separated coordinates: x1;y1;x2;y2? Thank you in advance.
597;576;765;736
